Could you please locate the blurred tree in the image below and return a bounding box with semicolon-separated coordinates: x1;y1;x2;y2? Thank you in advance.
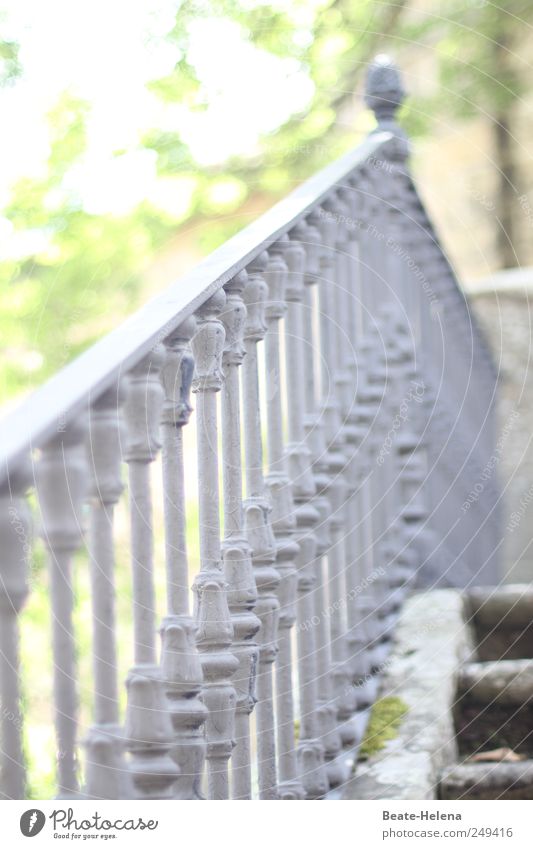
0;38;20;85
396;1;533;268
1;0;408;401
0;93;172;397
2;0;530;402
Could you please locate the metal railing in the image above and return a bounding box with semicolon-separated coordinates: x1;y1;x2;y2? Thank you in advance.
0;56;499;800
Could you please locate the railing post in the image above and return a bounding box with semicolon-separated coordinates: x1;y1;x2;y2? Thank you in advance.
123;348;179;799
219;272;261;800
315;203;355;756
0;462;31;799
282;231;329;798
191;291;238;800
363;55;426;605
84;385;132;799
242;253;280;800
36;422;87;798
335;184;377;721
263;243;306;800
160;318;208;800
302;212;345;784
381;172;429;598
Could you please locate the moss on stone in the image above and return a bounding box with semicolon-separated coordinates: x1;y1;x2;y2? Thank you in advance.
359;697;408;761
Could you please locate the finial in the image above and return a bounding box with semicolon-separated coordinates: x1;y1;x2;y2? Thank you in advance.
365;54;405;128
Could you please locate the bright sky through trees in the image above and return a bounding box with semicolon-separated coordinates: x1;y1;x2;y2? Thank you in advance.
0;0;314;219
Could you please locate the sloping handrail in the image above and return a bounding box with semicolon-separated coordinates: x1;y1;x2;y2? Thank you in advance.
0;132;391;482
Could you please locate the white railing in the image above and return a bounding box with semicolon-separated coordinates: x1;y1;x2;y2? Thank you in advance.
0;56;499;800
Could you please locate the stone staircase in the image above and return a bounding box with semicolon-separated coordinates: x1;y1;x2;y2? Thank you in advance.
344;584;533;801
441;585;533;800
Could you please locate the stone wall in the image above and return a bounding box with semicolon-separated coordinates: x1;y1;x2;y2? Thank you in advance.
468;268;533;582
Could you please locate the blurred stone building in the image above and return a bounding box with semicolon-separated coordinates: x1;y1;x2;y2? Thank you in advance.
468;268;533;582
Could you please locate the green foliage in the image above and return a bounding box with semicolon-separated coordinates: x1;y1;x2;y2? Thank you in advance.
2;1;531;401
0;94;174;400
0;39;20;85
359;696;408;760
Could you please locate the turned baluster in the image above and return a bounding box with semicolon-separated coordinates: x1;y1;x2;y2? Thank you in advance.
36;421;87;798
190;291;238;800
219;273;260;800
282;231;329;798
84;386;132;799
242;253;280;800
363;169;408;615
333;178;381;685
300;212;343;786
0;462;31;799
123;348;180;799
369;316;404;643
329;187;374;740
378;155;424;597
358;321;397;664
352;170;396;665
160;318;208;800
263;243;305;800
316;202;354;753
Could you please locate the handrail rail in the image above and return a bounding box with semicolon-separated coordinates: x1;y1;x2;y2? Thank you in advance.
0;131;390;482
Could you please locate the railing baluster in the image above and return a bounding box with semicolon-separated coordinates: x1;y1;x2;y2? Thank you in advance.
219;273;260;800
345;176;393;677
160;318;208;800
36;422;87;798
380;166;427;600
333;190;372;745
302;212;345;786
242;254;280;800
191;292;238;800
0;463;31;799
84;386;132;799
123;348;179;799
328;190;371;743
338;183;383;715
316;203;354;761
351;170;396;669
264;243;306;800
283;231;329;798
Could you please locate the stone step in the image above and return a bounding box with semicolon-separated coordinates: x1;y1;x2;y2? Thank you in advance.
440;761;533;799
468;584;533;627
459;659;533;705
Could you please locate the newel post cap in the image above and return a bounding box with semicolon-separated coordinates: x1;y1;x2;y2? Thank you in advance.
365;54;409;163
365;54;405;124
